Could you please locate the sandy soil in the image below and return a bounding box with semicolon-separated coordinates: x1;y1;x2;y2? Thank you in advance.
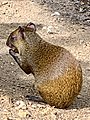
0;0;90;119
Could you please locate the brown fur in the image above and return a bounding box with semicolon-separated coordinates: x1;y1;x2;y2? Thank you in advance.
6;23;82;108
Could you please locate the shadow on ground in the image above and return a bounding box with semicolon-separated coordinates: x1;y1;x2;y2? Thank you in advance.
34;0;90;26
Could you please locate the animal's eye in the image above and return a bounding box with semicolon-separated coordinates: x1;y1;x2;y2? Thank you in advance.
11;36;17;41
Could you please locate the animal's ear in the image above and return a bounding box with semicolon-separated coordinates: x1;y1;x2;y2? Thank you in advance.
18;26;25;39
25;22;36;32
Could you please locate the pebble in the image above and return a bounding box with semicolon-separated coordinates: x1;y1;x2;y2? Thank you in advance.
77;94;82;99
0;58;3;61
0;89;2;91
42;26;47;30
79;7;83;12
60;18;64;21
7;117;15;120
79;39;84;44
51;12;60;16
86;68;90;71
79;7;86;13
10;62;14;66
47;26;54;34
11;71;14;73
18;110;28;118
36;104;46;108
1;66;3;68
15;100;26;110
31;104;37;109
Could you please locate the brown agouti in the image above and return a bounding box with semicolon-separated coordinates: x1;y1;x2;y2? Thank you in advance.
6;22;82;108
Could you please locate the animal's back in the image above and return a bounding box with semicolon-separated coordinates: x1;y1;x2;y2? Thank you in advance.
33;43;82;108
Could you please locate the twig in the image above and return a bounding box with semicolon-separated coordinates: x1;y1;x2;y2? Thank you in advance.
0;2;8;7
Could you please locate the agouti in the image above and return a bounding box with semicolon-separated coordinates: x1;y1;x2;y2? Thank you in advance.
6;22;82;108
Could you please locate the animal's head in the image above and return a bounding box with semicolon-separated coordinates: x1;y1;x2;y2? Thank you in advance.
6;22;36;54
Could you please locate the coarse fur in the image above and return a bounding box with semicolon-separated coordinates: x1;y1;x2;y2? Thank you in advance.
6;22;82;108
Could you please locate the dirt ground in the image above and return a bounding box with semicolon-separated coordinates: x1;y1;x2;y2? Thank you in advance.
0;0;90;119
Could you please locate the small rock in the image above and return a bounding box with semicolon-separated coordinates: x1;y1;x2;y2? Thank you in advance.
18;110;28;118
0;58;3;61
80;1;85;5
26;114;32;118
60;18;64;21
51;12;60;16
79;7;83;12
1;66;3;68
77;94;82;99
72;109;77;111
47;26;54;34
36;104;46;108
15;100;26;110
3;12;6;15
11;71;14;73
86;68;90;71
31;104;37;108
20;85;25;89
10;62;14;66
79;7;87;13
79;39;84;44
42;26;47;30
7;117;14;120
8;4;10;7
